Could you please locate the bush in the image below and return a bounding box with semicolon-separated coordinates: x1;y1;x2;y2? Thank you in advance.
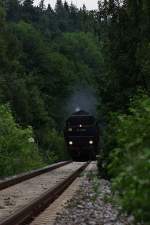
99;94;150;224
0;104;44;177
39;129;70;164
97;112;118;178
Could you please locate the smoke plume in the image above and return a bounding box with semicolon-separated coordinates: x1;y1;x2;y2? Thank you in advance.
67;86;97;117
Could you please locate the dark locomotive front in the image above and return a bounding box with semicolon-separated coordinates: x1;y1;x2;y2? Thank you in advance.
64;110;99;160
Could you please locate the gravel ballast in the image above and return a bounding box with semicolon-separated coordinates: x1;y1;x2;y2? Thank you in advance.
54;165;133;225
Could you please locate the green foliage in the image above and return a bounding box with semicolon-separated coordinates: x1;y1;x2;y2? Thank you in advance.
97;112;118;178
103;94;150;224
0;104;44;177
0;8;150;225
0;1;100;174
42;129;69;164
53;32;103;86
0;3;5;28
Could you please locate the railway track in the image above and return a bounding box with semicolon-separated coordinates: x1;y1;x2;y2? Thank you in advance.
0;162;89;225
0;161;71;191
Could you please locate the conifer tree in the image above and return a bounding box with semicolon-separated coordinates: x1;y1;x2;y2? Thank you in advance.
39;0;45;10
55;0;63;14
46;3;54;14
5;0;20;21
23;0;33;8
0;0;5;27
64;1;69;14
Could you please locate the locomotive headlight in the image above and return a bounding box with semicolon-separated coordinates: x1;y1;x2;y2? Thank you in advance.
89;140;94;145
68;128;72;132
79;124;82;128
69;141;73;145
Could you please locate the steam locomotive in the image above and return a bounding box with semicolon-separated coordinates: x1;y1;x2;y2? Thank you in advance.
64;110;99;160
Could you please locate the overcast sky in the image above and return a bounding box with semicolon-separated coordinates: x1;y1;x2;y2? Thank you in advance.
34;0;98;10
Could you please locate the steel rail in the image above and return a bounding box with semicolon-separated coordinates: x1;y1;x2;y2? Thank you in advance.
0;162;89;225
0;161;71;191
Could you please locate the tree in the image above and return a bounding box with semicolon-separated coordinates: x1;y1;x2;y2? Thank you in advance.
64;0;69;13
5;0;21;21
47;3;53;13
69;3;79;31
22;0;37;22
23;0;33;8
39;0;46;10
0;0;5;28
55;0;63;14
0;104;43;176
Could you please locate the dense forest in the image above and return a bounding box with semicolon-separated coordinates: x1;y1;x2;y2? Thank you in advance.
0;0;149;223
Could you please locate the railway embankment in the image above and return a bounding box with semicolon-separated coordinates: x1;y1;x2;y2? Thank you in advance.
54;163;133;225
0;161;136;225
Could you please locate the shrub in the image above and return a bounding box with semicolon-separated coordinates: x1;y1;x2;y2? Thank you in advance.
97;112;118;178
0;104;44;177
99;94;150;224
40;129;70;164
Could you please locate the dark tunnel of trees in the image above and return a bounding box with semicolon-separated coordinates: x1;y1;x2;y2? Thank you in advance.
0;0;149;223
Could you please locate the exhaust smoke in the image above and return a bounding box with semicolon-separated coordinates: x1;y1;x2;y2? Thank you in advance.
67;86;97;116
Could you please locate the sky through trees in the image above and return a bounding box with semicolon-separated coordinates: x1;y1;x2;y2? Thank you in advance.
34;0;98;10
